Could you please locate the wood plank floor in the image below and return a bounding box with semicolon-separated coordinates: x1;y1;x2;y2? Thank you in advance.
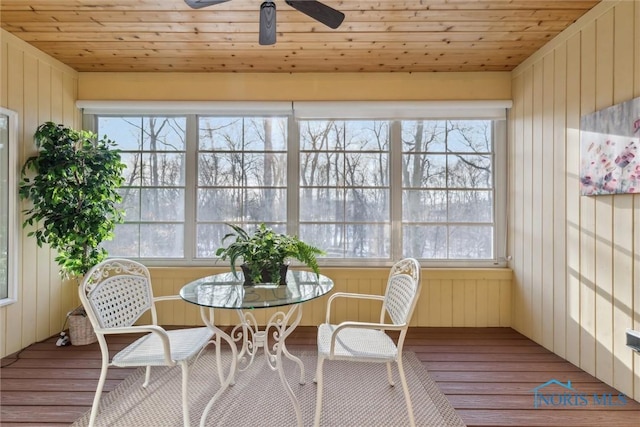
2;327;639;426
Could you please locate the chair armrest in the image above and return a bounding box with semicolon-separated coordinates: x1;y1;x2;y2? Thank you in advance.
97;324;167;336
325;292;384;323
333;320;405;333
152;295;184;327
98;325;173;364
328;321;405;356
154;295;181;303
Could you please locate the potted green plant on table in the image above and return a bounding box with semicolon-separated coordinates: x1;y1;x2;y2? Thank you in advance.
19;122;125;345
216;223;325;285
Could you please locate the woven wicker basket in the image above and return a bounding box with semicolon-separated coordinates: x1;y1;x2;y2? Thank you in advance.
68;308;97;346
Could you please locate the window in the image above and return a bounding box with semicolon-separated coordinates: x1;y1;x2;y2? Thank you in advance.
401;120;495;259
298;120;390;259
0;107;18;306
196;116;289;257
97;116;187;258
84;101;508;267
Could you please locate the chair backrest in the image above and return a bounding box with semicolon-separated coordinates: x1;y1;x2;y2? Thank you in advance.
79;258;155;330
383;258;421;326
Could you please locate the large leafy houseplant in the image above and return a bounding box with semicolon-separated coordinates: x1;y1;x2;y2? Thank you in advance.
216;223;325;285
19;122;125;279
19;122;125;345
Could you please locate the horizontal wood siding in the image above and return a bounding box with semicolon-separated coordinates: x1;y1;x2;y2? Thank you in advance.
509;0;640;401
147;267;512;328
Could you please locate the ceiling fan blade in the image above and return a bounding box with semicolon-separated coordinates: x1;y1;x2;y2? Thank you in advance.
259;2;277;45
285;0;344;29
184;0;231;10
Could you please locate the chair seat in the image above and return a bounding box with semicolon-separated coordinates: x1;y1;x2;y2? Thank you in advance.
317;323;398;361
113;327;214;367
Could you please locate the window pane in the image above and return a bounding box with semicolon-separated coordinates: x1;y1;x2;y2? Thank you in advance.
96;111;502;265
0;113;10;300
118;188;140;221
199;117;287;151
401;119;495;260
245;117;287;151
402;121;447;152
119;152;141;186
345;189;388;222
198;117;244;150
97;117;144;151
244;188;287;222
403;154;446;188
344;121;389;151
403;225;447;259
448;225;493;259
199;152;286;187
299;223;343;258
344;152;388;186
299;120;343;151
243;153;287;187
345;224;390;258
196;116;288;253
300;152;344;186
140;153;185;186
139;117;186;151
403;190;447;222
448;190;493;222
447;120;492;153
98;116;187;259
140;224;184;258
102;224;140;257
141;189;185;221
196;223;232;258
300;189;344;222
300;120;390;259
447;154;492;188
198;188;240;222
199;153;243;187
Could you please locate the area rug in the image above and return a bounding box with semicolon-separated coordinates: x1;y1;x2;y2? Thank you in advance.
72;350;465;427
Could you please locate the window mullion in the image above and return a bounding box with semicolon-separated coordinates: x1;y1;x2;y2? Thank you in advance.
184;114;198;262
287;112;299;236
390;120;403;260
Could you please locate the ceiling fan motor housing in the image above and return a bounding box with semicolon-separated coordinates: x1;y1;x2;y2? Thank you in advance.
259;2;277;45
184;0;345;45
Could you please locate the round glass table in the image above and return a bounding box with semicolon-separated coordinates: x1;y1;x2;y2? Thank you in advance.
180;270;334;427
180;270;334;310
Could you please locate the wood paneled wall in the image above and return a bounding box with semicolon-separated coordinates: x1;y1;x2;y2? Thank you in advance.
509;0;640;401
77;71;511;101
147;267;512;328
0;29;79;357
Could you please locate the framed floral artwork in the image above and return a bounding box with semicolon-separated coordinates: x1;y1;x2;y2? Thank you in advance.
580;96;640;195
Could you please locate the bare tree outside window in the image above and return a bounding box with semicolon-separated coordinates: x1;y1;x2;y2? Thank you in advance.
91;111;502;265
196;116;288;257
299;120;390;258
99;116;186;258
402;120;493;259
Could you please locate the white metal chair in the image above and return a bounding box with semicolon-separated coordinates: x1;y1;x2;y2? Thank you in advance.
79;258;215;427
313;258;422;427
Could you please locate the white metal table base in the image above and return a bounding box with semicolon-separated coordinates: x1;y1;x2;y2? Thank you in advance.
199;304;306;427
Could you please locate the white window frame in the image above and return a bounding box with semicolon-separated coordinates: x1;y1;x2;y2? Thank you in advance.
0;107;19;307
81;100;510;268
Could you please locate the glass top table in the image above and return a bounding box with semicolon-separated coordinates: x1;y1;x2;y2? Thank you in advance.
180;269;334;427
180;270;334;310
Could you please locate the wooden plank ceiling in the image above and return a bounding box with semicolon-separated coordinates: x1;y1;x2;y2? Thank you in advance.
0;0;600;73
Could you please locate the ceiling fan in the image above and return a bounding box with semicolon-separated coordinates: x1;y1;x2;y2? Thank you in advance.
184;0;345;45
